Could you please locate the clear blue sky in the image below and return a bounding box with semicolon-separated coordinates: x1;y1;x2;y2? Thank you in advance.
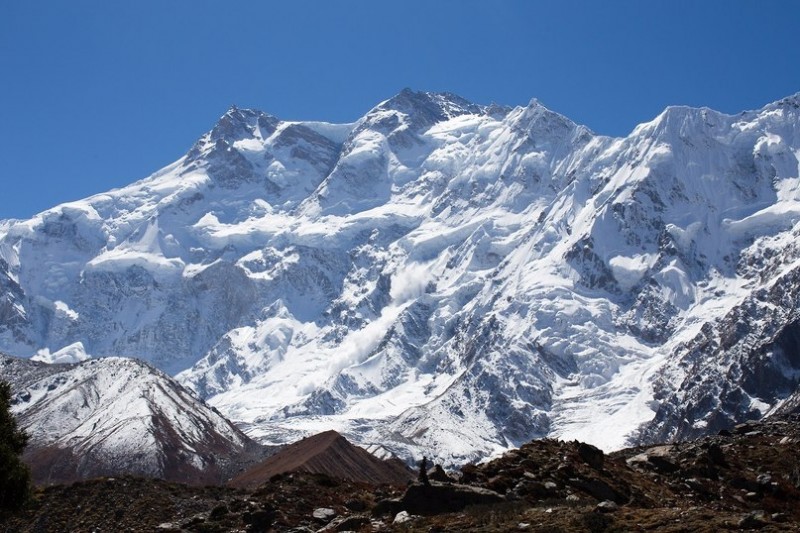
2;1;799;220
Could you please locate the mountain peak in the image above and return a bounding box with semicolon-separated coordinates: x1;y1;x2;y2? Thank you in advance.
633;104;727;139
526;97;543;108
229;430;413;487
373;88;485;124
4;353;266;485
519;97;568;119
766;92;800;112
511;97;587;141
209;105;280;143
184;105;281;161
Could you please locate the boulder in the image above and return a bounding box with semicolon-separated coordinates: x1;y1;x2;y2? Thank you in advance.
391;482;505;516
596;500;619;513
428;464;454;483
705;442;726;466
312;507;336;523
320;515;371;532
242;509;274;531
568;477;628;504
344;498;367;512
577;443;605;470
737;512;768;529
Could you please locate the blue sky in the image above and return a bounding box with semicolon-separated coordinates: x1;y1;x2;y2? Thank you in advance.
2;1;799;219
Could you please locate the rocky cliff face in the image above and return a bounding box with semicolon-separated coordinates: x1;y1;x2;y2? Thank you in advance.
1;90;800;465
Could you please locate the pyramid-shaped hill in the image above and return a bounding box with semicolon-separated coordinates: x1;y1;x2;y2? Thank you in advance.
229;430;414;487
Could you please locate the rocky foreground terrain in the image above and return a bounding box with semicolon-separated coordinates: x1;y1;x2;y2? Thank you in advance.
3;415;799;532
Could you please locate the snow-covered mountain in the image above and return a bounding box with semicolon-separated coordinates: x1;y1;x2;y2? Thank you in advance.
1;353;266;484
1;89;800;466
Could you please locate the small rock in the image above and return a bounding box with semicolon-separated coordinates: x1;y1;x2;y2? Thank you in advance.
393;511;412;524
330;515;371;531
344;499;367;512
569;476;626;503
556;463;578;477
731;476;760;492
181;513;207;527
313;508;336;523
372;498;402;517
790;466;800;489
566;494;581;502
460;463;480;483
756;473;772;485
706;442;726;465
771;512;788;523
544;481;558;490
243;509;275;530
577;443;605;470
684;478;709;495
647;455;680;474
209;504;228;520
228;499;247;512
428;464;454;483
487;474;515;494
596;500;619;513
512;480;550;499
737;513;767;529
518;522;530;530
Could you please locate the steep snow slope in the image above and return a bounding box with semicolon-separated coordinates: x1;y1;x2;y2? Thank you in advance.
1;89;800;466
1;354;265;484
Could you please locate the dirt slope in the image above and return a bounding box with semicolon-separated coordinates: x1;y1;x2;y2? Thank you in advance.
229;430;413;487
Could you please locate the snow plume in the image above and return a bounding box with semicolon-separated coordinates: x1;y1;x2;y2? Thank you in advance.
323;306;404;378
322;261;434;378
32;342;90;364
389;261;434;303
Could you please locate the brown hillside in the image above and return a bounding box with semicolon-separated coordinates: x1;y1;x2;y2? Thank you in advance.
229;430;413;487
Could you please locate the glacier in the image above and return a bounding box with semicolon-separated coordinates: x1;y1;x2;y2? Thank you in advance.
1;89;800;466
